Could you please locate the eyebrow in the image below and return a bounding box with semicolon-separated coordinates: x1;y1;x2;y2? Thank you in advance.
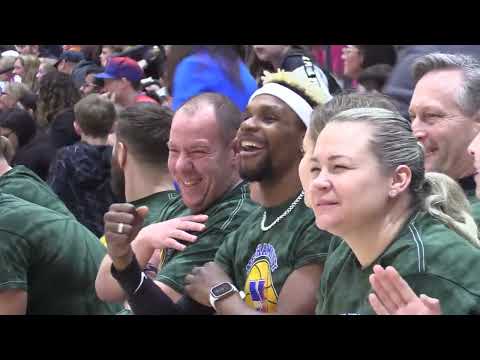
327;155;352;161
189;144;211;150
409;105;443;114
167;141;211;149
309;154;353;165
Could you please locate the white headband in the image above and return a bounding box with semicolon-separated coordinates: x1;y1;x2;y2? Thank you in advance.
248;82;313;127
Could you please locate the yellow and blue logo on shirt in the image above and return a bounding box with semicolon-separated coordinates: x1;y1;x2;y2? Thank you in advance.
244;244;279;313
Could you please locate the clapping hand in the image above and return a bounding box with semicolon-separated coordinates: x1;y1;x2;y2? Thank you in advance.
368;265;441;315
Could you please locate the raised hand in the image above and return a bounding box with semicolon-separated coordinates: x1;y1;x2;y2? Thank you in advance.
368;265;441;315
104;204;149;270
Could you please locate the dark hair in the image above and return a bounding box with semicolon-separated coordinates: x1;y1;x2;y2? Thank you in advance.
74;94;116;138
85;67;104;89
0;108;37;147
85;67;103;77
245;45;275;84
178;92;243;144
36;70;81;126
116;103;173;166
80;45;102;65
130;79;142;91
165;46;243;94
18;92;38;112
358;64;393;92
103;45;128;54
356;45;397;69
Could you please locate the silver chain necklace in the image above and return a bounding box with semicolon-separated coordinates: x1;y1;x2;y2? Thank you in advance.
260;191;305;232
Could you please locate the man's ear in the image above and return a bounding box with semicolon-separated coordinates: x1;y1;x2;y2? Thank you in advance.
73;121;82;137
389;165;412;199
116;141;127;169
58;59;66;71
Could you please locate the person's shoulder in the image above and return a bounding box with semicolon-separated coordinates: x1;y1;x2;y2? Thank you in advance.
0;192;64;214
201;184;256;234
412;211;474;245
206;182;257;219
0;193;69;229
59;142;80;154
52;108;74;122
134;190;180;222
156;193;188;221
133;190;179;206
0;165;36;180
0;165;48;189
389;212;480;277
282;52;306;71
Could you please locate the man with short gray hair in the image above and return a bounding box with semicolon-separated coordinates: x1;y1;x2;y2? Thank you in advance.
409;52;480;217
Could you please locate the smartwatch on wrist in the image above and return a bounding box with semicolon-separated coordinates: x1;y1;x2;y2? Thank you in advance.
209;282;245;310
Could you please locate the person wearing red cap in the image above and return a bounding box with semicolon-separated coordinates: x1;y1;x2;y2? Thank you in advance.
95;56;157;108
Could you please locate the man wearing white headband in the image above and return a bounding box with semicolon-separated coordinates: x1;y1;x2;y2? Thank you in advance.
184;70;333;314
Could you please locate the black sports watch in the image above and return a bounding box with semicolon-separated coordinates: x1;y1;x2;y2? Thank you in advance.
209;282;245;310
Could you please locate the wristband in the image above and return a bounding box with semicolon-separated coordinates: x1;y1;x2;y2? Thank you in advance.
110;255;147;296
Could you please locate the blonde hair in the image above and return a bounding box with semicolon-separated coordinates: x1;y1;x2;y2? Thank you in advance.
3;82;31;103
262;69;331;107
16;55;40;90
424;172;479;246
0;56;16;72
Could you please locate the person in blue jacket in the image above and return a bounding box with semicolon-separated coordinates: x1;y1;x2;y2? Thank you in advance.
165;46;257;112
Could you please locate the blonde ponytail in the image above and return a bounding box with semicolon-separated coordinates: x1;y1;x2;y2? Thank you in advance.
423;172;479;247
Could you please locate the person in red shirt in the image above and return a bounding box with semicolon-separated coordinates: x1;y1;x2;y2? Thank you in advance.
95;57;157;109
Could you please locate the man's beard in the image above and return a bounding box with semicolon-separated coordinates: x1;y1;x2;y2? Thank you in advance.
239;153;274;182
110;156;126;202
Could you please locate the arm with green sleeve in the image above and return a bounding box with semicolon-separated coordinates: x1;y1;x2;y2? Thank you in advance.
0;230;30;314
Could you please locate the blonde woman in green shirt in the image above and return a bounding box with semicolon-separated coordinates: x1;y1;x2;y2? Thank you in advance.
307;102;480;315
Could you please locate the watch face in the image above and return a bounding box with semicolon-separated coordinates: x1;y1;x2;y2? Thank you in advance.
212;283;233;297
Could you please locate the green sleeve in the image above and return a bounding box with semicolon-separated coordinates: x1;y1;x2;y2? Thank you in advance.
292;225;331;270
156;229;225;294
0;177;71;217
0;230;30;291
403;273;480;315
214;230;238;279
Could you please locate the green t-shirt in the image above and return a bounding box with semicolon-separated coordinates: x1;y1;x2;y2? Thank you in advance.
215;192;331;313
0;165;72;217
155;182;257;293
133;190;179;226
316;211;480;315
100;190;179;247
460;175;480;223
0;193;122;315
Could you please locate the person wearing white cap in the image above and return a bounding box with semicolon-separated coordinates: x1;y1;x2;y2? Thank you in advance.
183;70;333;314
